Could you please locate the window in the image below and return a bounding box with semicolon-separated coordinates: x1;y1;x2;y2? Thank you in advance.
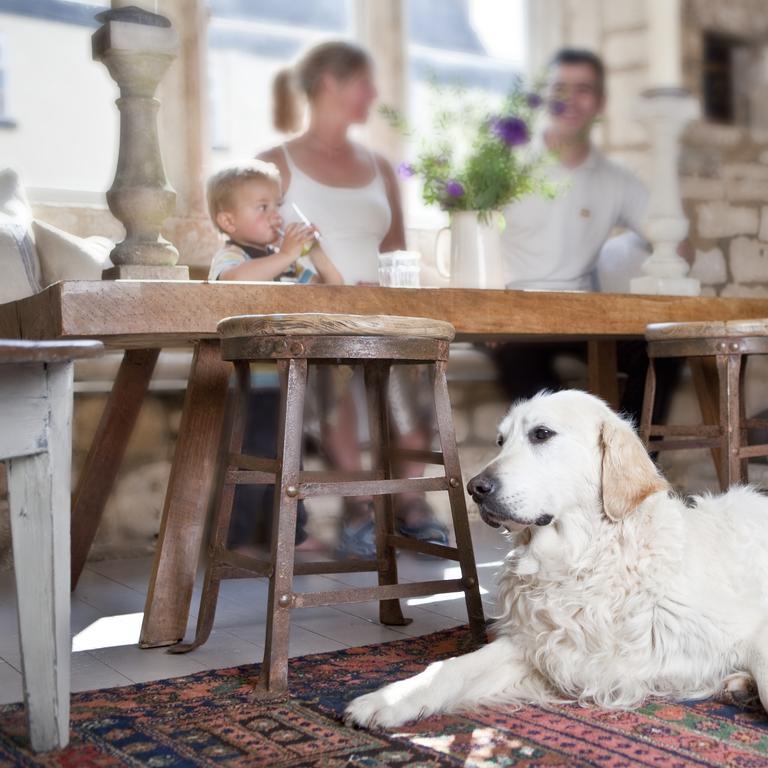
0;32;13;127
0;1;116;200
207;0;353;164
405;0;528;226
701;31;762;127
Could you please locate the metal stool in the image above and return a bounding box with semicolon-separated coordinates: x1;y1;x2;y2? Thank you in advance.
640;319;768;489
173;312;486;693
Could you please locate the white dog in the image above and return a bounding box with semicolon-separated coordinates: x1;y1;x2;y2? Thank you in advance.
345;389;768;728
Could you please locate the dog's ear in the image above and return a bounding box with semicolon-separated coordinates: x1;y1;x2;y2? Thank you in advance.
600;417;668;521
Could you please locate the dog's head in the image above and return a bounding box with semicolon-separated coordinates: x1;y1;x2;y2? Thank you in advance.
467;390;669;531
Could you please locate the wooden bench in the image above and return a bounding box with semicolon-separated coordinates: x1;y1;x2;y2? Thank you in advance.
0;339;103;752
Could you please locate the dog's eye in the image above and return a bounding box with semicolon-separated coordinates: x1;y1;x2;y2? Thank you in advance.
496;434;504;447
529;426;556;444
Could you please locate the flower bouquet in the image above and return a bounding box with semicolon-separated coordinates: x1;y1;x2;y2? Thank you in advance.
382;82;556;222
381;83;557;288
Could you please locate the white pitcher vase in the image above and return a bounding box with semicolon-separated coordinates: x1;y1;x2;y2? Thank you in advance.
436;210;506;289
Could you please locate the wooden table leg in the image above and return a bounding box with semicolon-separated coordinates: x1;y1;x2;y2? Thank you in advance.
139;340;231;648
5;362;73;751
690;357;726;489
71;348;159;588
587;340;620;409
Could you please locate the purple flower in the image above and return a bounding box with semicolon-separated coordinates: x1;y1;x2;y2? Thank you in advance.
445;180;464;198
398;162;415;179
549;100;566;116
526;92;543;109
490;116;530;147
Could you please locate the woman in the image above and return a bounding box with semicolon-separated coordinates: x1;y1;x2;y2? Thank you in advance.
258;41;447;557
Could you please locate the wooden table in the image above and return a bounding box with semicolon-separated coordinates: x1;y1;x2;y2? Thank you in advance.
1;280;766;649
0;339;103;752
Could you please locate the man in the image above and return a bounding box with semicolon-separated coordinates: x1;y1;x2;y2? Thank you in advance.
494;48;679;421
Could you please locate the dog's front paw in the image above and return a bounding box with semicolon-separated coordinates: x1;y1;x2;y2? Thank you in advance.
344;685;425;729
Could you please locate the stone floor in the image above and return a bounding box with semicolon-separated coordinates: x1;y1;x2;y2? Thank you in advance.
0;518;506;705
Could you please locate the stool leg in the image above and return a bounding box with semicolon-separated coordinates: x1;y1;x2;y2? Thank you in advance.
639;355;657;447
716;353;743;489
363;361;411;627
738;355;749;481
260;358;307;693
432;360;486;642
171;361;251;653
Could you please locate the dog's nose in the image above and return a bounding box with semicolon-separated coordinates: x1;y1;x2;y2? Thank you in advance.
467;474;495;500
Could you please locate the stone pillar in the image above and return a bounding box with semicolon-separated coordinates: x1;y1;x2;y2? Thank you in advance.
353;0;406;162
93;3;189;280
629;91;701;296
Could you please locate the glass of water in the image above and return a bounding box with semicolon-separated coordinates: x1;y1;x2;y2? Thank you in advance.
378;250;421;287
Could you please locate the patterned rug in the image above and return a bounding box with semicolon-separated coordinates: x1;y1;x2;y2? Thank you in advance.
2;626;768;767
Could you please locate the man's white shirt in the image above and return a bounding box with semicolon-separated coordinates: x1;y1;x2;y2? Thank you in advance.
501;144;649;291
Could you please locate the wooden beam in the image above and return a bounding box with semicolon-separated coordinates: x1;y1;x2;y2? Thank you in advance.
71;348;159;588
139;340;231;647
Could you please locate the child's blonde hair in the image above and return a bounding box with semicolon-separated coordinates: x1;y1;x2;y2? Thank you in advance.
273;41;372;134
207;160;282;232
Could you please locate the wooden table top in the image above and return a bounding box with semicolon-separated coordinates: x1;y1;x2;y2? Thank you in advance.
1;280;766;349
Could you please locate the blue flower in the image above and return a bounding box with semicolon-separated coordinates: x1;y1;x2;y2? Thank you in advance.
490;116;530;147
549;100;567;115
398;162;415;179
445;180;464;198
526;92;543;108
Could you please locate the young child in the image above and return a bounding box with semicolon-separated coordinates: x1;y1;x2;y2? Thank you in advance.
207;160;342;284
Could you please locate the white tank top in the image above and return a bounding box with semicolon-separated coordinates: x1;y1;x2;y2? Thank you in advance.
280;144;392;285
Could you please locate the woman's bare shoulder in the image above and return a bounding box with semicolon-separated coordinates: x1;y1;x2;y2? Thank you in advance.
258;145;285;165
257;145;290;180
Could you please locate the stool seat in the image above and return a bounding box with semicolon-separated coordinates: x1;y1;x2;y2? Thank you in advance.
646;318;768;341
218;313;456;341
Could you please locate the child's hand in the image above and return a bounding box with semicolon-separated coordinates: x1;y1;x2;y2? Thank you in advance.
280;223;317;260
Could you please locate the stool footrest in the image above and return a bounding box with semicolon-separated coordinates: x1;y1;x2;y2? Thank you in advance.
647;437;723;451
226;468;387;486
737;444;768;460
390;448;445;465
299;476;449;498
647;425;721;438
216;549;381;578
292;578;466;609
387;534;460;560
231;454;279;473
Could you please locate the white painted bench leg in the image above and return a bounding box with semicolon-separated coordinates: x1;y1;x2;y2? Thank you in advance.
7;362;73;752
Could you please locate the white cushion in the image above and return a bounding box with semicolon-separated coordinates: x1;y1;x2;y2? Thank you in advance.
0;169;41;303
33;220;112;286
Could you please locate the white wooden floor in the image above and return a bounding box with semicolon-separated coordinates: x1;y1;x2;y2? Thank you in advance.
0;519;506;705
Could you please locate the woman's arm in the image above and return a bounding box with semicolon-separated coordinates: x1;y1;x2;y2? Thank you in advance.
309;245;344;285
377;155;407;252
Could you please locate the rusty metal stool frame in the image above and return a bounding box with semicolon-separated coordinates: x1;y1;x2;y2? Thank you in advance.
640;331;768;489
172;328;486;694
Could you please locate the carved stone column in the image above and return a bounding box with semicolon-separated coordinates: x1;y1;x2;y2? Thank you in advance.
629;89;701;296
92;4;189;280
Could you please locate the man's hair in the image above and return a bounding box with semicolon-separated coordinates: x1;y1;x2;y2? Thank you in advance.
207;160;281;231
549;48;605;96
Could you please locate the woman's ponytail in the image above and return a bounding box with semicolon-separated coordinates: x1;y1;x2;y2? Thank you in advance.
273;68;303;134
